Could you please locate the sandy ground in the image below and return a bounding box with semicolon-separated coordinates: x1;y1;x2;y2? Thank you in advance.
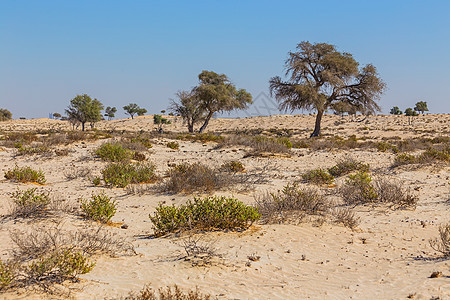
0;114;449;299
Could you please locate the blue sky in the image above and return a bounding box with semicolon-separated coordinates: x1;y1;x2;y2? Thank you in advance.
1;0;449;119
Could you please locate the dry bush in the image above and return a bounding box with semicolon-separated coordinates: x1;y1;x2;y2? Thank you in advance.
339;171;378;206
219;134;291;155
301;168;334;185
429;223;450;257
374;179;418;209
123;284;212;300
125;184;153;196
255;183;331;224
64;166;92;180
4;165;46;184
176;235;220;266
331;207;360;229
328;158;369;177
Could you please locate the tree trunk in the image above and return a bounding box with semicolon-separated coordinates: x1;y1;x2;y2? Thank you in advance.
198;111;214;133
310;110;324;138
82;122;85;131
187;121;194;133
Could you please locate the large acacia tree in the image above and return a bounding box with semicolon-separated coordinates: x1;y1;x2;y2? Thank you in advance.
270;41;385;137
66;94;103;131
195;70;252;133
169;90;206;133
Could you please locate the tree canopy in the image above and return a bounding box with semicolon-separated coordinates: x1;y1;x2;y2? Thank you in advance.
105;106;117;120
269;41;385;137
405;107;418;116
390;106;403;115
65;94;103;131
169;90;206;133
123;103;147;119
0;108;12;121
414;101;428;114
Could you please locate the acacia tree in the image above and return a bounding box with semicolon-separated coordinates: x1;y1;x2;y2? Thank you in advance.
169;90;206;133
390;106;403;115
65;94;103;131
105;106;117;120
195;70;252;133
123;103;147;119
414;101;428;114
0;108;12;121
270;41;385;137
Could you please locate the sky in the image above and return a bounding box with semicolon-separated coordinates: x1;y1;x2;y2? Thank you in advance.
1;0;449;119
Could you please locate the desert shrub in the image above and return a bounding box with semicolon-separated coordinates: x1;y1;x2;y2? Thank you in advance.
133;151;146;161
124;284;212;300
25;248;94;286
10;188;50;218
420;148;450;162
339;171;378;205
95;142;132;162
166;141;180;150
149;196;260;236
102;162;157;188
301;168;334;185
429;223;450;257
16;144;52;156
376;142;398;153
126;136;153;150
0;259;15;290
374;179;418;209
81;192;117;223
220;160;245;173
4;165;46;184
176;133;224;143
331;207;360;229
64;166;91;180
255;183;331;224
92;177;101;186
220;134;290;155
328;158;370;177
393;153;417;166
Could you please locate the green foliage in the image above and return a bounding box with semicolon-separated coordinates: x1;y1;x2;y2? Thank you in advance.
166;141;179;150
0;259;14;290
220;161;245;173
153;114;171;132
390;106;403;115
102;162;157;188
328;158;369;177
393;148;449;166
81;192;117;223
95;143;132;162
92;177;101;186
0;108;12;121
302;168;334;185
270;41;384;137
10;188;50;217
65;94;104;131
341;171;378;205
16;144;52;156
4;165;46;184
104;106;117;120
404;107;418;116
149;196;260;236
170;90;206;133
26;248;94;284
52;112;61;119
123;103;147;119
414;101;428;114
375;141;398;153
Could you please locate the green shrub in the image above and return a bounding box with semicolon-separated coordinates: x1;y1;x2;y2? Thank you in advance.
166;141;180;150
340;171;378;205
328;158;370;177
0;259;14;290
149;196;260;236
10;188;50;217
26;248;94;285
81;192;117;223
95;143;132;162
376;142;398;153
92;177;101;186
302;168;334;185
102;162;157;188
393;153;417;166
393;148;449;167
4;165;46;184
16;145;52;156
220;161;245;173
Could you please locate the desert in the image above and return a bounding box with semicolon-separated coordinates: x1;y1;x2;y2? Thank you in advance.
0;113;449;299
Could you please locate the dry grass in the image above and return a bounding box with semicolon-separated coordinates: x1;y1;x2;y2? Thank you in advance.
429;223;450;257
122;284;212;300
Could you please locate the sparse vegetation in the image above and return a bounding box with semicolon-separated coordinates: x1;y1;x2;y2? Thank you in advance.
166;141;179;150
0;259;14;290
301;168;334;185
102;162;157;188
10;188;51;218
429;223;450;257
81;192;117;223
4;165;46;184
220;161;245;173
149;196;260;236
123;284;212;300
95;142;133;162
393;148;450;167
328;158;369;177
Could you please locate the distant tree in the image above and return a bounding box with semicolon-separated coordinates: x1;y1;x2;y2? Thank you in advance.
169;90;206;133
404;108;418;116
52;112;62;119
0;108;12;121
414;101;428;114
153;114;171;133
195;70;252;133
123;103;147;119
269;41;385;137
65;94;104;131
330;102;352;117
390;106;403;115
104;106;117;120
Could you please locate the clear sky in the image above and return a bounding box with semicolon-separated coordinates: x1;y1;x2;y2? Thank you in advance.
1;0;449;119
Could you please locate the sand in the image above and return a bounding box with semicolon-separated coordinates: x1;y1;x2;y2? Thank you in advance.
0;114;449;299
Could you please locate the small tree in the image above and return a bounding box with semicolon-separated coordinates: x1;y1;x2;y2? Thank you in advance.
196;70;252;133
52;112;62;119
390;106;403;115
404;108;418;116
270;41;385;137
65;94;104;131
0;108;12;121
414;101;428;114
104;106;117;120
170;90;206;133
123;103;147;119
153;114;171;133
